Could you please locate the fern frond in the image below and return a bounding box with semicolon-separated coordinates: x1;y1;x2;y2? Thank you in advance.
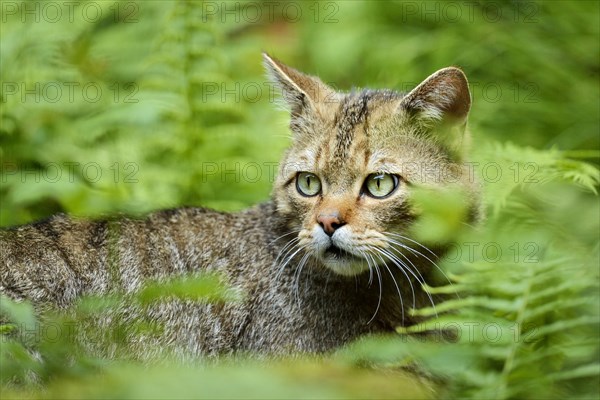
398;246;599;399
475;142;600;214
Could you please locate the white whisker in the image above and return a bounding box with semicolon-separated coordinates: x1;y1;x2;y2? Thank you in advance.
386;232;438;258
384;233;458;298
275;240;301;269
379;246;438;317
293;252;311;306
360;249;374;287
382;241;429;292
380;242;437;308
367;258;383;325
274;240;305;282
369;247;405;323
269;229;301;246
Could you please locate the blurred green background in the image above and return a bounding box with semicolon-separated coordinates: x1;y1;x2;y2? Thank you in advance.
1;0;598;225
1;1;599;399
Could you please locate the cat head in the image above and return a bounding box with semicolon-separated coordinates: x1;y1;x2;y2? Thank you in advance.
264;53;479;277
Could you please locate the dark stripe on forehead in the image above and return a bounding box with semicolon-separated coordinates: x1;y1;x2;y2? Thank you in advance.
334;91;372;158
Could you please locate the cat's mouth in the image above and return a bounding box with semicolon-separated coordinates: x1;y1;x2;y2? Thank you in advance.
318;244;369;276
323;245;361;260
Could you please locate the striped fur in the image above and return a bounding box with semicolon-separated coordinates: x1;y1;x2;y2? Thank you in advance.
0;55;480;359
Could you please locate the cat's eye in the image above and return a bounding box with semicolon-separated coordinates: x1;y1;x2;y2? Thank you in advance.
296;172;322;197
364;173;399;198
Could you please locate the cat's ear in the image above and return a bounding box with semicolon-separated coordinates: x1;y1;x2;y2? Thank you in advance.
262;52;336;117
399;67;471;155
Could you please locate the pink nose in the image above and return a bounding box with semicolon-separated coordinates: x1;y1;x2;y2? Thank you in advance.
317;212;345;236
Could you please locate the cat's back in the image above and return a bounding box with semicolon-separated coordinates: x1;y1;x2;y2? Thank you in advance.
0;203;278;307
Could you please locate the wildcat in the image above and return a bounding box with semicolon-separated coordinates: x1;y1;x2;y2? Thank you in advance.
0;54;479;359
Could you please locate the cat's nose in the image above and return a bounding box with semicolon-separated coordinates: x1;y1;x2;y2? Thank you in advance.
317;212;346;237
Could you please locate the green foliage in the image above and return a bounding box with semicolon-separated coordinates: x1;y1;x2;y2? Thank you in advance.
476;143;600;214
367;141;599;399
136;273;242;305
0;295;105;387
402;255;598;399
0;0;288;225
1;1;598;399
409;185;470;244
0;284;431;399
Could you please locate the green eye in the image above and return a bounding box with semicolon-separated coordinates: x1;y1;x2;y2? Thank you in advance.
296;172;322;197
365;173;399;198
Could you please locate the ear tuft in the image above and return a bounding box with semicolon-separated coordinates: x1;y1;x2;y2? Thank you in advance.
400;67;471;126
262;52;336;117
400;67;472;160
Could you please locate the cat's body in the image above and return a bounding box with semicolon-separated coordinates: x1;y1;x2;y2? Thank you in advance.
1;202;420;358
1;54;480;358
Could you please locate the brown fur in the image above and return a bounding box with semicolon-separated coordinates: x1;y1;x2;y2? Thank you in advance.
0;54;480;359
